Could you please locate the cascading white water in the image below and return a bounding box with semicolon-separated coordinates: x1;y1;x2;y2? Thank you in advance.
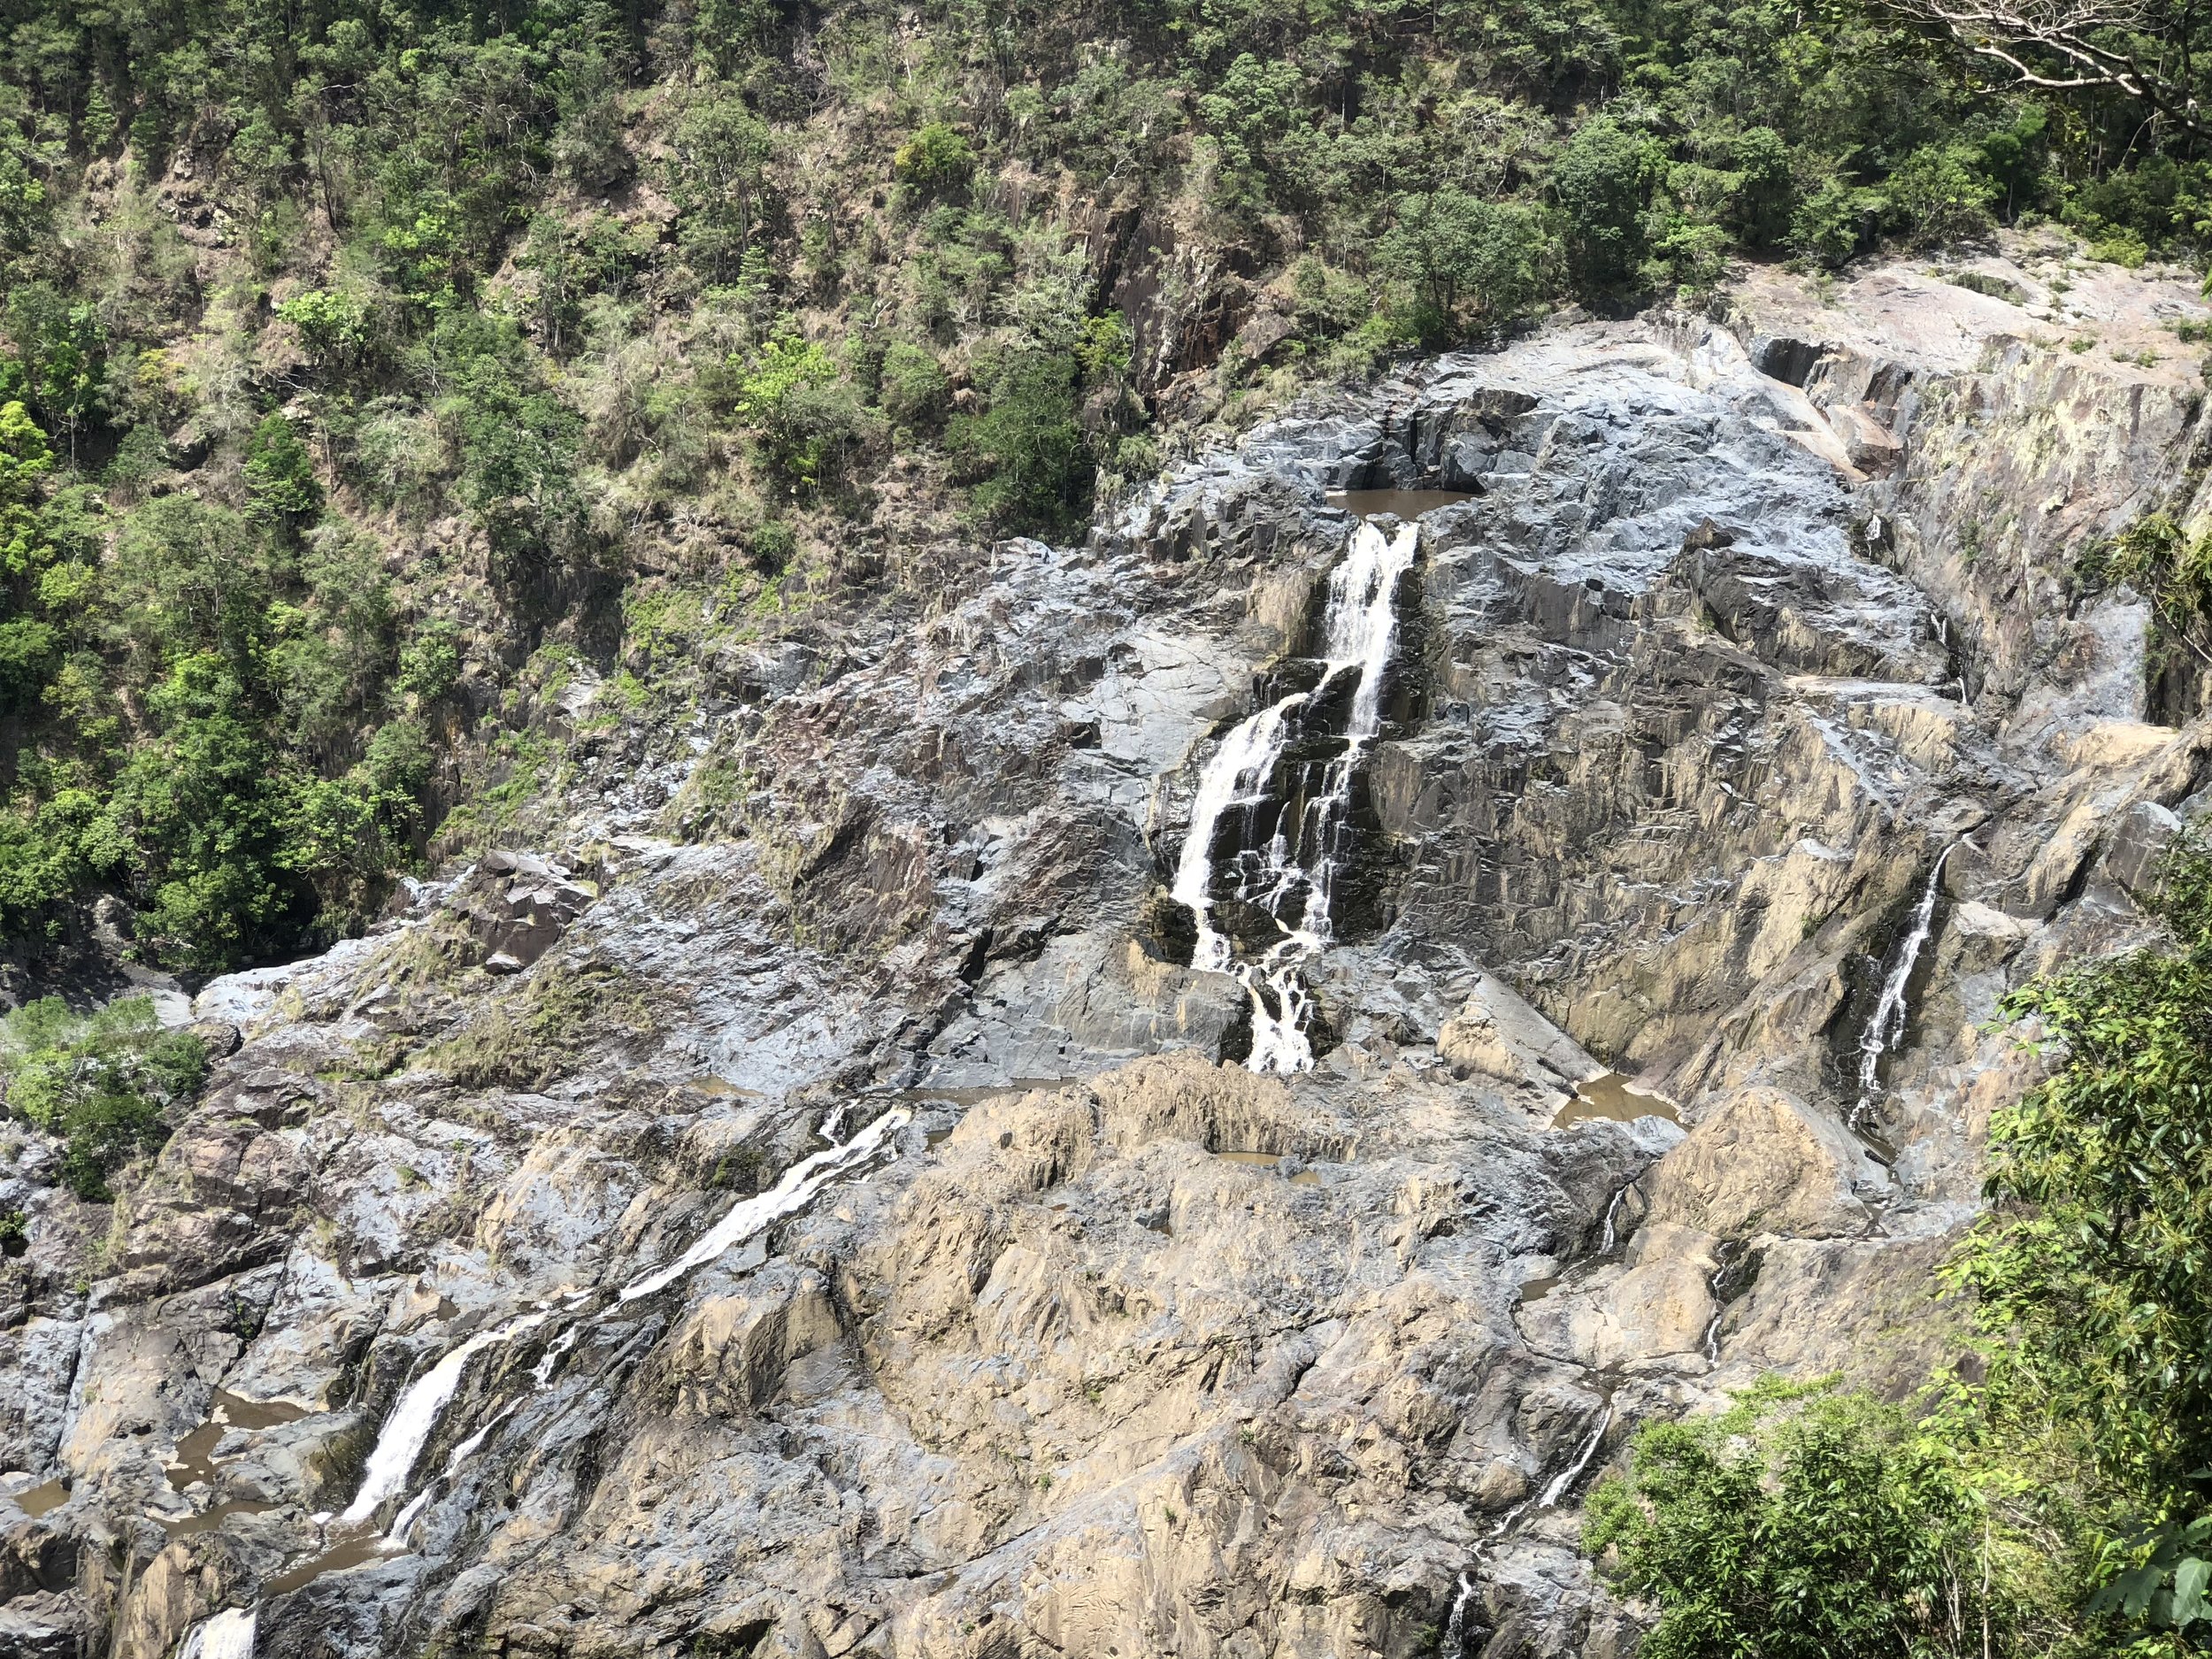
620;1105;910;1302
1440;1572;1479;1655
531;1323;580;1387
257;1107;912;1605
1853;844;1955;1126
1171;519;1420;1073
1537;1405;1613;1509
176;1607;257;1659
338;1310;551;1525
1599;1179;1632;1254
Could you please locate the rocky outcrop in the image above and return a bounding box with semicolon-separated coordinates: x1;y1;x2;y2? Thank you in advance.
4;239;2211;1659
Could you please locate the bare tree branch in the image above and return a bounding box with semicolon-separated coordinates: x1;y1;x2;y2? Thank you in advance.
1870;0;2212;134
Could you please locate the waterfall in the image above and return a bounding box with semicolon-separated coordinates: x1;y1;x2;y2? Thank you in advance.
1599;1178;1633;1254
338;1310;551;1525
1440;1572;1479;1655
1537;1405;1613;1508
176;1608;257;1659
619;1104;910;1302
1171;519;1420;1073
531;1323;581;1387
337;1108;905;1532
1853;844;1955;1127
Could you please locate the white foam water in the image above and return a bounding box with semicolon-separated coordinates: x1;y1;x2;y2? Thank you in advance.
177;1607;257;1659
531;1323;581;1387
1440;1571;1479;1654
1599;1179;1632;1254
1171;520;1420;1073
619;1106;910;1302
1538;1405;1613;1509
1854;844;1955;1125
338;1310;550;1525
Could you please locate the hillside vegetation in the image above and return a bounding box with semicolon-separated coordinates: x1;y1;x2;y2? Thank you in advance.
0;0;2202;975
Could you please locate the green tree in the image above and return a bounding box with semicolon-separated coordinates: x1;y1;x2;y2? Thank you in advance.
1552;118;1661;297
1586;1380;2037;1659
894;122;973;201
948;349;1092;533
244;411;323;528
1949;828;2212;1640
1377;188;1549;340
0;995;207;1202
4;286;104;457
666;91;774;284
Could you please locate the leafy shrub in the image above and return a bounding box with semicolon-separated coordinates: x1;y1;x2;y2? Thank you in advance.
1586;1379;2036;1659
879;341;951;428
1887;144;2000;246
0;996;207;1201
947;349;1092;533
1947;826;2212;1641
748;519;797;574
398;618;464;705
244;411;323;526
893;123;972;199
1552;118;1662;297
667;92;775;284
275;289;373;371
734;332;869;491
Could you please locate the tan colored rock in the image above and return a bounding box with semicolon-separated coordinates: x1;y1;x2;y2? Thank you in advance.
1090;1049;1324;1156
1516;1222;1720;1369
1645;1086;1872;1240
662;1268;842;1416
1436;974;1601;1094
1714;1236;1965;1399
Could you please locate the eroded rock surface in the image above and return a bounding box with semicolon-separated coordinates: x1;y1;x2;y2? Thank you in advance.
6;242;2212;1657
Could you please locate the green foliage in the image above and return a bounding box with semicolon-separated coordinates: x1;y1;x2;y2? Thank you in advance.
276;289;373;373
1889;144;2001;246
893;123;973;200
397;619;464;706
1378;188;1550;340
734;331;868;492
3;286;104;453
0;996;206;1201
1946;826;2212;1641
667;92;775;284
879;341;951;429
948;349;1092;534
244;413;323;527
1586;1379;2036;1659
1553;119;1662;296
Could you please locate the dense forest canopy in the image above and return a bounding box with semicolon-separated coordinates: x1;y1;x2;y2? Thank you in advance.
0;0;2200;979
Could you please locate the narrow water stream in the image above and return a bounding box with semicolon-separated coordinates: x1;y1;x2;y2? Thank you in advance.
181;1100;913;1647
1852;843;1955;1129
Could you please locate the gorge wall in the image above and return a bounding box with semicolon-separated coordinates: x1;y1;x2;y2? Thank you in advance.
5;238;2211;1659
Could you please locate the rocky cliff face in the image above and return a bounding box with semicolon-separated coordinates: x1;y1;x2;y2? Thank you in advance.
6;242;2212;1659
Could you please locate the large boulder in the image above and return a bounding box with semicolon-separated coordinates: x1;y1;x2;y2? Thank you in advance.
1645;1086;1878;1240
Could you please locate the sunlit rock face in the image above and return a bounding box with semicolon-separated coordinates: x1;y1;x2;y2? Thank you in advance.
10;249;2212;1659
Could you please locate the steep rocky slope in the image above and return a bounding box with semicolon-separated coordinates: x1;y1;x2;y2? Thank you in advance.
5;239;2212;1659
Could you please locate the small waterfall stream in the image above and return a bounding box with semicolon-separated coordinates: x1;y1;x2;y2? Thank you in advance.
618;1105;910;1302
1536;1405;1613;1509
337;1310;550;1526
1852;843;1955;1128
184;1102;911;1647
176;1608;257;1659
1172;519;1420;1073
